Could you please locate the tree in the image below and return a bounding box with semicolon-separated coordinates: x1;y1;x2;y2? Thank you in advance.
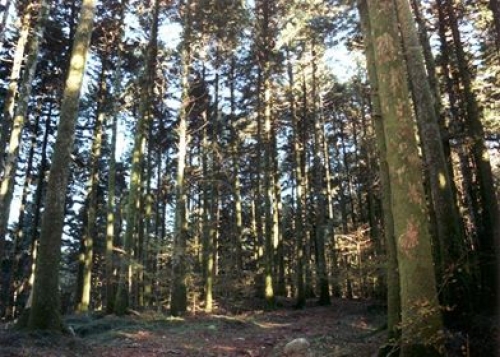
395;0;465;308
17;0;97;330
4;98;42;319
433;0;500;314
310;40;330;306
0;3;31;175
170;0;192;316
285;47;306;308
0;1;50;261
105;0;126;315
114;0;159;316
357;0;400;342
0;0;51;285
367;0;444;354
75;61;106;313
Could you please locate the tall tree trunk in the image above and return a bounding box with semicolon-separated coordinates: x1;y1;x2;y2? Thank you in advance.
76;63;107;312
133;189;145;309
202;110;213;312
253;0;279;307
229;57;243;272
200;62;211;312
367;0;444;354
105;0;126;314
320;100;334;222
253;68;265;298
204;55;221;314
286;48;305;308
5;100;42;319
0;4;32;176
21;0;97;331
320;99;341;298
357;0;401;342
310;42;330;306
115;0;159;316
141;129;155;308
300;71;314;299
23;99;53;311
410;0;463;251
409;0;441;117
263;69;275;307
272;133;286;296
152;120;165;309
105;84;119;314
339;118;356;228
395;0;465;308
0;1;50;260
435;1;479;244
204;186;216;313
2;12;57;319
444;0;500;312
170;0;192;316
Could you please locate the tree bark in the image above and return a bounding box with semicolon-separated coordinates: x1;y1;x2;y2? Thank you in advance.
114;0;159;316
229;56;243;272
310;41;330;306
262;69;275;307
76;63;107;313
357;0;401;342
4;100;42;319
286;47;305;308
170;0;192;316
0;1;50;260
395;0;465;307
23;0;97;330
24;99;53;311
105;0;126;314
367;0;444;354
0;4;31;176
446;0;500;313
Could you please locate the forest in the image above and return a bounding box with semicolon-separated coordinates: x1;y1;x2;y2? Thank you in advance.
0;0;499;356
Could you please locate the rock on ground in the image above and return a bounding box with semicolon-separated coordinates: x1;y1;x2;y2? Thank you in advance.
283;337;311;356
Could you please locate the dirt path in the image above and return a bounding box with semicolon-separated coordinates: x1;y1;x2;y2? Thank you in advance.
0;299;386;356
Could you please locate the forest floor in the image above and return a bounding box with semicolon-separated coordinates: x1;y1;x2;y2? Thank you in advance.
0;298;388;357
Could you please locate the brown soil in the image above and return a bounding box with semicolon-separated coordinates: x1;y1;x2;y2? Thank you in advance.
0;298;387;357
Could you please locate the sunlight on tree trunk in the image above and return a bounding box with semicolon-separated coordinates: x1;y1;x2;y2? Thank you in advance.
357;0;401;342
115;0;159;316
367;0;444;354
171;0;192;316
395;0;466;309
21;0;97;331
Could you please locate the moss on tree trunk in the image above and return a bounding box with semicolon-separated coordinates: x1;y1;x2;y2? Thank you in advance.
367;0;444;354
